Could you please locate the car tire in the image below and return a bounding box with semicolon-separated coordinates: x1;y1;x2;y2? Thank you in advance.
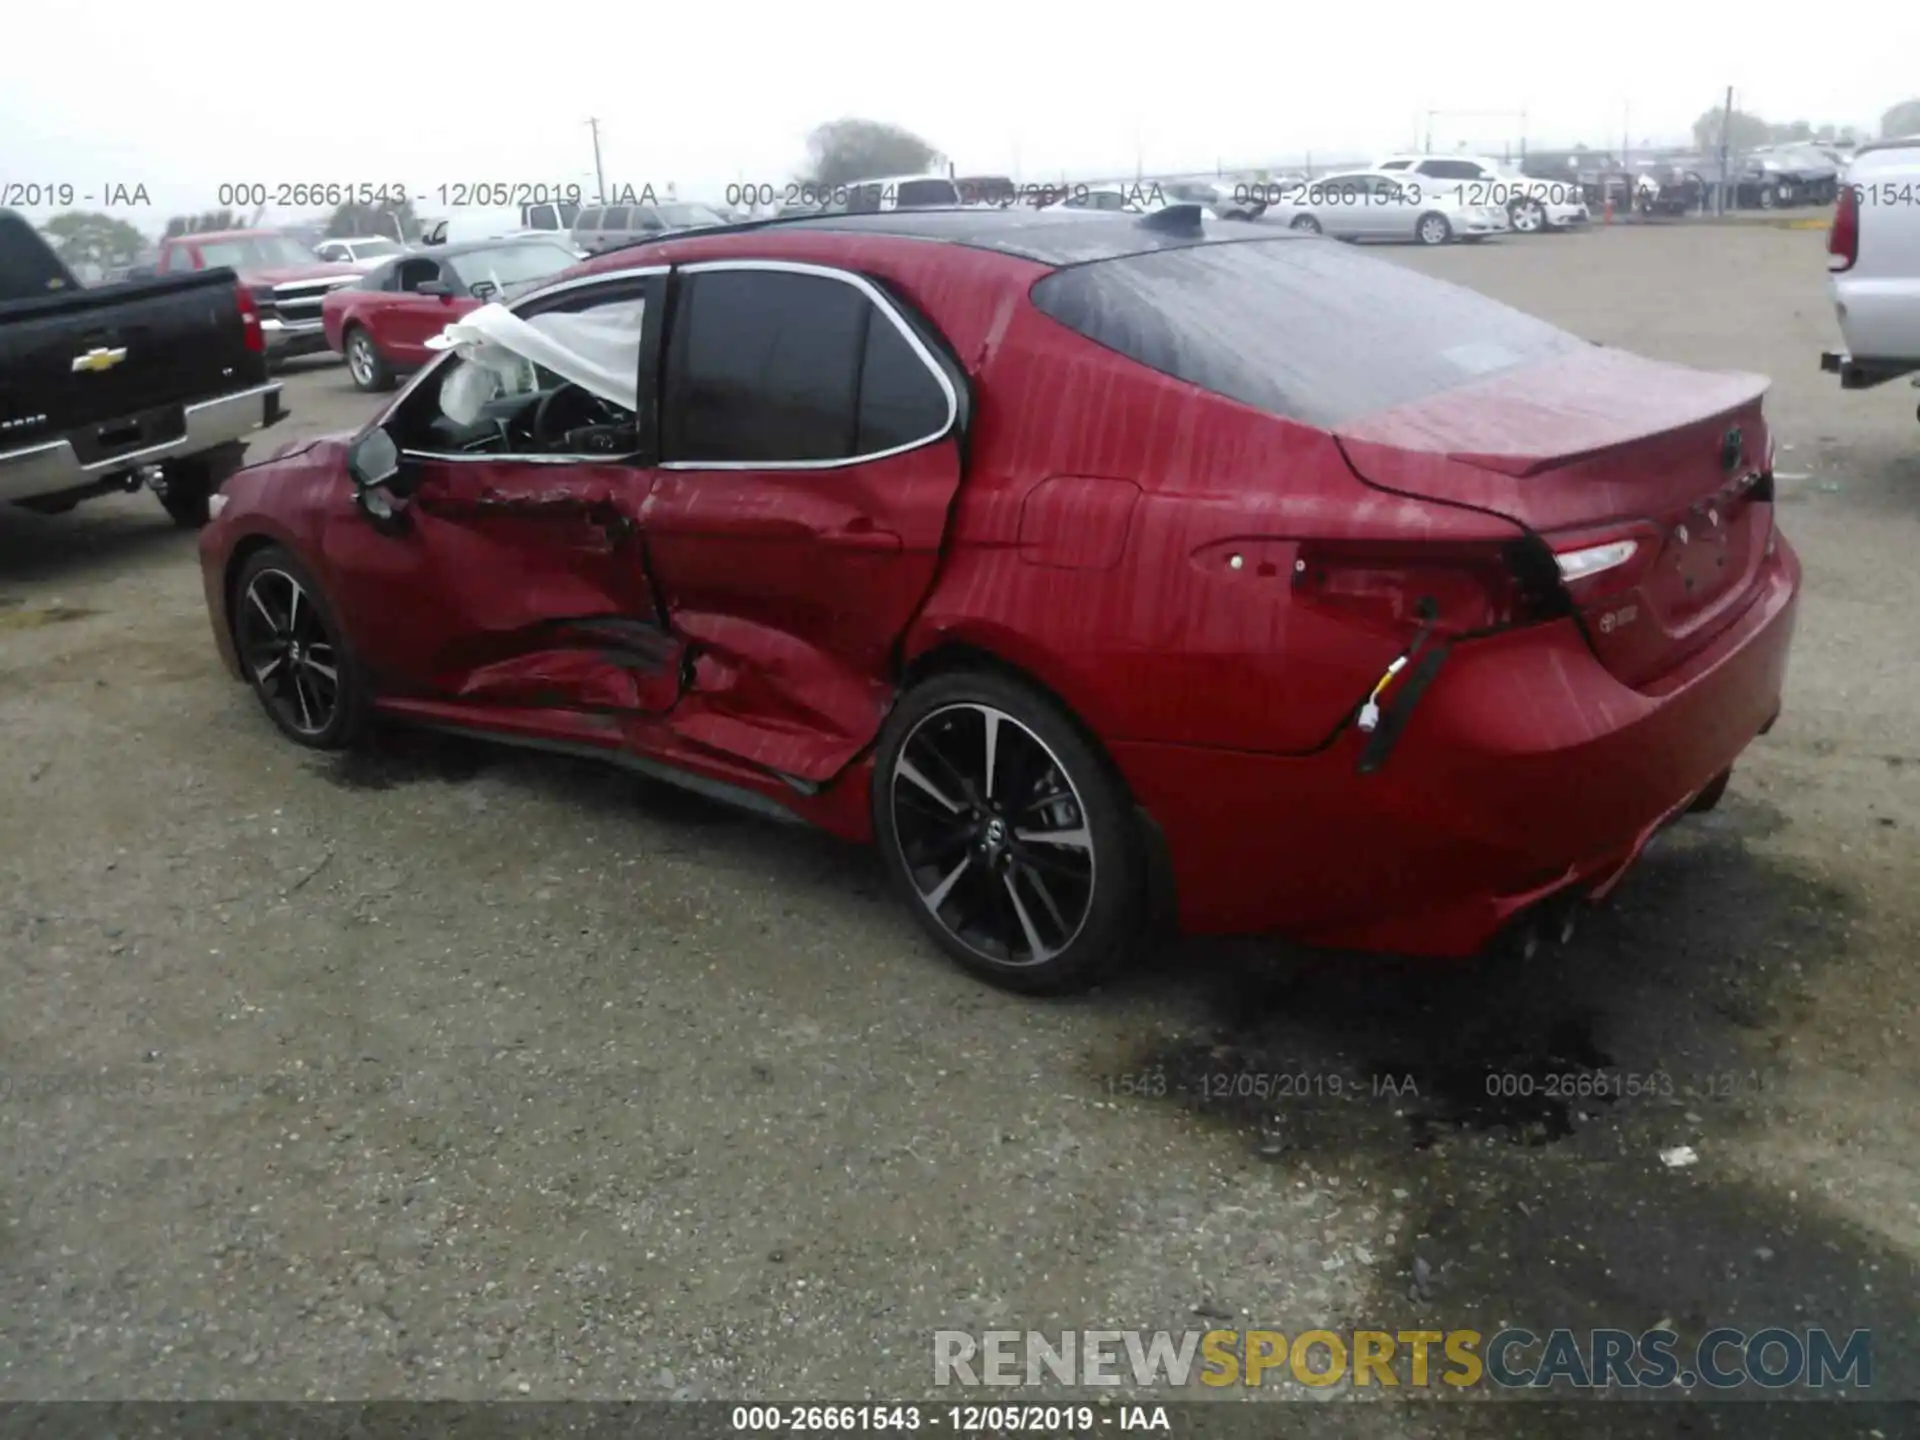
1416;212;1452;246
1289;214;1322;234
1509;197;1546;233
230;545;370;750
344;326;395;392
872;668;1144;996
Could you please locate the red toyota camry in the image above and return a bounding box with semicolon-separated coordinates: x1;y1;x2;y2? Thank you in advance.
198;206;1799;993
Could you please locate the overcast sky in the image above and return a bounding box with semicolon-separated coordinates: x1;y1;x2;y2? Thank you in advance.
5;0;1917;232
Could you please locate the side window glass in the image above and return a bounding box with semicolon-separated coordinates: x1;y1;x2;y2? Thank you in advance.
663;270;867;463
603;207;632;231
396;259;441;293
857;305;950;453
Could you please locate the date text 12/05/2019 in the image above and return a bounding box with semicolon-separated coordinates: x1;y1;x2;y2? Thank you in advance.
211;182;595;211
727;1404;1172;1434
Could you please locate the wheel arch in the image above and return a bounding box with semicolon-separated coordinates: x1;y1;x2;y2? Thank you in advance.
223;533;285;655
894;635;1178;941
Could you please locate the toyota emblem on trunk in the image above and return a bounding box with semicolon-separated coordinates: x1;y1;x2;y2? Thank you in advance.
1719;427;1743;472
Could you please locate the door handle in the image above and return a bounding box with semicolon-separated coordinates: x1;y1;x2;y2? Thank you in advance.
821;519;901;552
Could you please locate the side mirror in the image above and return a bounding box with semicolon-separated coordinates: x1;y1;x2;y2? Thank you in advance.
417;280;454;300
347;426;407;526
347;425;400;490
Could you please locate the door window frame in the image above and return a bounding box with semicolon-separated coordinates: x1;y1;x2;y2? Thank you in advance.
658;259;962;473
377;264;668;468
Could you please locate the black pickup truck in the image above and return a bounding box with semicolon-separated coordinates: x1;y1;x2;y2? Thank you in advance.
0;208;287;526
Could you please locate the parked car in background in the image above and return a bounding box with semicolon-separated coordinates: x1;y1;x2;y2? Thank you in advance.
1;208;285;526
154;229;360;364
1742;145;1840;206
198;205;1799;994
416;201;579;244
314;236;407;270
843;175;964;212
955;175;1018;207
1632;155;1711;215
571;202;730;255
1375;154;1588;233
1160;180;1267;220
1266;172;1506;244
1821;136;1920;408
1520;150;1629;208
321;237;582;391
1041;186;1179;216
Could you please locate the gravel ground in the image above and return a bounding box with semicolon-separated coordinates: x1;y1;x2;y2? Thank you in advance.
2;224;1917;1426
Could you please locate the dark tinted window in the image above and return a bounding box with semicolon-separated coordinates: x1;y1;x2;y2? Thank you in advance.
603;207;632;230
664;270;866;462
857;307;949;452
576;208;604;230
1031;238;1586;428
1419;159;1483;180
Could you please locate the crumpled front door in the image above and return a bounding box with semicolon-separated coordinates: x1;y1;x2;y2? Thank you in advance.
326;456;682;717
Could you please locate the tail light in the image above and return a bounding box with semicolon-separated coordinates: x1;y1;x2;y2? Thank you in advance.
235;284;265;354
1543;520;1663;606
1828;185;1858;272
1291;539;1559;638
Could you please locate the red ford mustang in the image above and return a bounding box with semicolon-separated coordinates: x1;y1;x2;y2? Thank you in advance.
320;236;582;392
199;206;1799;993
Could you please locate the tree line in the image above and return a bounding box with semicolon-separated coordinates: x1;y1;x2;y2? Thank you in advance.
33;101;1920;275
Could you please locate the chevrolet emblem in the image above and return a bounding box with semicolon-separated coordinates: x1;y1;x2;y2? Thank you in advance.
71;347;128;374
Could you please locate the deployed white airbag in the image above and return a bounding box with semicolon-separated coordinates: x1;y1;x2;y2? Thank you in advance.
427;299;645;424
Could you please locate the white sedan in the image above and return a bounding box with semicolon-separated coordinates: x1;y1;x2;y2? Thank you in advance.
1259;172;1506;245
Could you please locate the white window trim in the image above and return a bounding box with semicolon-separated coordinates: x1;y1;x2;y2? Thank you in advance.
382;264;667;466
658;258;960;473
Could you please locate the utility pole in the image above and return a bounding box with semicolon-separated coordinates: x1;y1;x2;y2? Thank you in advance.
1717;86;1734;215
586;118;607;205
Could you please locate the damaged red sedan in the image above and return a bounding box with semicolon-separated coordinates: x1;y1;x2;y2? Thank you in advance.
198;206;1799;993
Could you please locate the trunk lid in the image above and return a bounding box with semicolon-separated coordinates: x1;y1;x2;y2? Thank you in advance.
1334;346;1775;689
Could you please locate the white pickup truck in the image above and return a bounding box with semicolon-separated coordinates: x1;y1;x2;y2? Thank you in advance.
1822;135;1920;416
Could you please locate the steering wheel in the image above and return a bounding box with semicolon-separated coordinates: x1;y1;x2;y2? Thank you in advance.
529;384;627;452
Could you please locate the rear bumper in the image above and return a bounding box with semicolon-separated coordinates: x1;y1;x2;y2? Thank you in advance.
262;318;333;359
1114;538;1801;956
0;383;286;505
1820;349;1920;389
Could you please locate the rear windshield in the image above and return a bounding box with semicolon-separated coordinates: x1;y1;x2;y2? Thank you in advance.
1029;237;1587;428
